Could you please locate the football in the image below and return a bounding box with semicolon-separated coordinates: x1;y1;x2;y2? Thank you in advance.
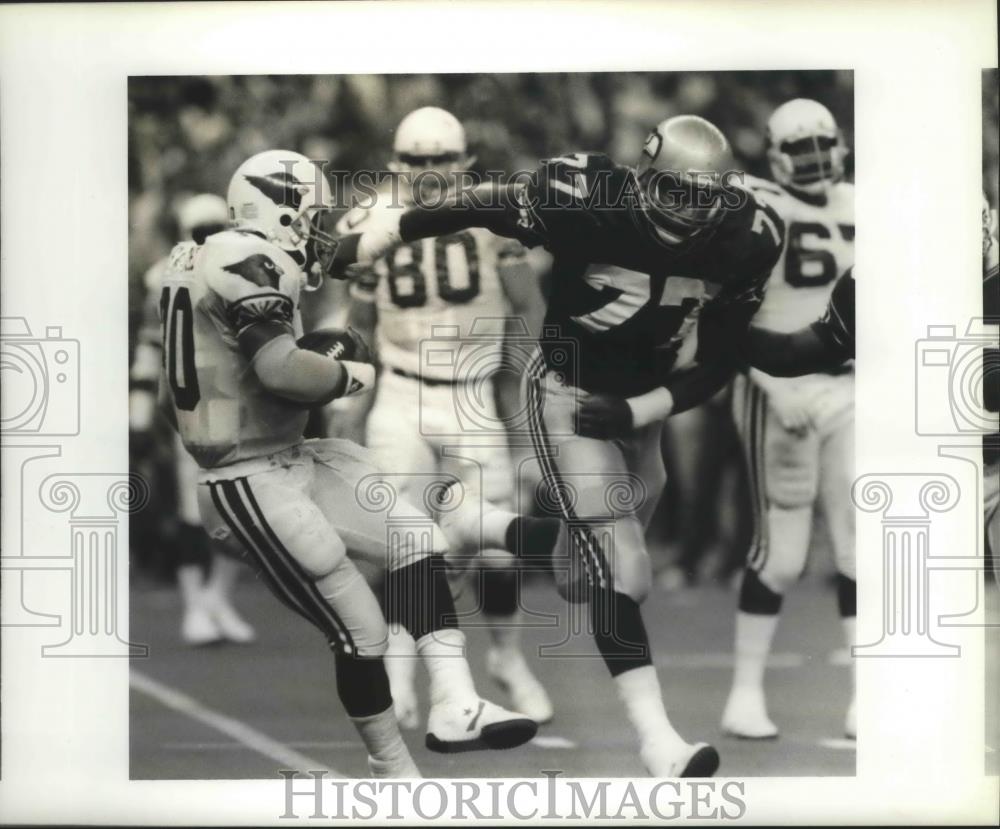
296;326;372;364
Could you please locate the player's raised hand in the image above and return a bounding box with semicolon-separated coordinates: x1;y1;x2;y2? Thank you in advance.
577;393;634;439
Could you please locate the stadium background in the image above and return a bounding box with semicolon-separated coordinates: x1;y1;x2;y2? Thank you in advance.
128;71;870;779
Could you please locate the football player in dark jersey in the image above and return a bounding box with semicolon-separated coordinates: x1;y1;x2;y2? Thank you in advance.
332;115;785;777
745;266;855;377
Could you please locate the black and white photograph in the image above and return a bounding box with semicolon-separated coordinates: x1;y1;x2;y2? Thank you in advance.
127;70;856;781
1;1;997;825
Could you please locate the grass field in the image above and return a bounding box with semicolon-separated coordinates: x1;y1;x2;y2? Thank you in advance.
129;564;881;780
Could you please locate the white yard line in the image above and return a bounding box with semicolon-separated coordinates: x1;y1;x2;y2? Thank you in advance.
130;668;343;777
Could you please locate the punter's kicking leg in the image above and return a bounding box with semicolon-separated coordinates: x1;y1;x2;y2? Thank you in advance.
197;456;419;778
309;438;538;753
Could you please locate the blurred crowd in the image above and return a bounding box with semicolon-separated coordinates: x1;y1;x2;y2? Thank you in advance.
129;70;854;586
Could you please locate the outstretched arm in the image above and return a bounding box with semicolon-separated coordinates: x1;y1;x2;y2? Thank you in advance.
746;268;855;378
332;182;531;272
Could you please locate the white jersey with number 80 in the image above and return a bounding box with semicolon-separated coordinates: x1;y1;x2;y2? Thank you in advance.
340;199;514;381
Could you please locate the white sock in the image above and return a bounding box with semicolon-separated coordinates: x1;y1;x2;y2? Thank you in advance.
351;705;412;764
205;553;240;603
614;665;685;751
416;627;476;706
730;611;780;693
385;624;418;695
177;564;205;612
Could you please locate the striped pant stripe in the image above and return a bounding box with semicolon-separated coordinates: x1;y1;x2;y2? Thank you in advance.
735;377;770;572
525;351;610;591
209;478;354;654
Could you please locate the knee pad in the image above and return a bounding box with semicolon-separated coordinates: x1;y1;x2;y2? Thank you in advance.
756;504;812;594
764;430;820;509
265;499;347;579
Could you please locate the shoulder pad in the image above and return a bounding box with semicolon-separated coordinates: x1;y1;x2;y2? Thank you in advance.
202;230;302;303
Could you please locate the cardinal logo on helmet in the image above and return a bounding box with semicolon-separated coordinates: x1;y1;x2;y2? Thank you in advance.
244;171;307;209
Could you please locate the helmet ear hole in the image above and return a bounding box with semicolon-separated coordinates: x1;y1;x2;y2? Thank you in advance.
278;214;293;227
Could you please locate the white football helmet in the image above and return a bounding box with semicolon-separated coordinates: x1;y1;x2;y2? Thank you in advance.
227;150;337;287
388;107;474;204
766;99;848;195
176;193;228;243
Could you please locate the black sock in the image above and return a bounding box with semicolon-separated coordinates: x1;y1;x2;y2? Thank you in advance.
384;555;457;642
481;568;519;617
334;653;393;718
504;515;561;570
175;521;211;570
738;568;784;615
836;573;857;618
589;589;653;677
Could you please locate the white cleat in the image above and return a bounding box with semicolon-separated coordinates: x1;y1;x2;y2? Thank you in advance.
641;740;720;778
425;697;537;753
209;599;256;644
844;696;857;740
487;647;554;725
367;754;422;779
181;605;223;647
721;687;779;740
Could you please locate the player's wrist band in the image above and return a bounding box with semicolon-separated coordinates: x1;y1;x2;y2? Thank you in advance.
336;360;376;398
626;387;674;428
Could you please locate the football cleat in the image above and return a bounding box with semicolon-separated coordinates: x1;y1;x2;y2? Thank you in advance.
720;687;779;740
641;741;720;778
487;647;554;725
208;599;256;644
425;697;537;753
367;753;422;779
181;605;223;647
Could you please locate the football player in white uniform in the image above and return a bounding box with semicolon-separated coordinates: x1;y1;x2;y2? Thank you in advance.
158;150;536;777
722;99;857;740
333;107;554;729
130;193;256;646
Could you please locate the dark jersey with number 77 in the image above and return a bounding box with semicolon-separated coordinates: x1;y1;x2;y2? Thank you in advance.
491;153;785;397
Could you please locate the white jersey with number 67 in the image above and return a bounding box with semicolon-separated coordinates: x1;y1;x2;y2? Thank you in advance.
747;176;854;333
